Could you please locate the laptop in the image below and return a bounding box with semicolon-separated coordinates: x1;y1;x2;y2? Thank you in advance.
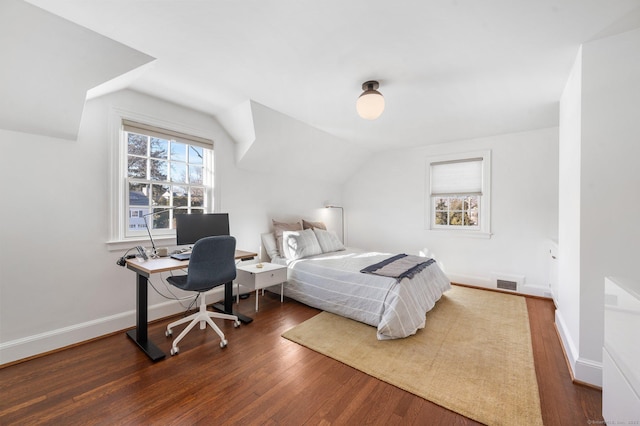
170;252;191;261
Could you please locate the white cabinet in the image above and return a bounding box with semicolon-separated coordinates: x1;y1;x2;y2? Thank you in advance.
236;263;288;311
603;276;640;423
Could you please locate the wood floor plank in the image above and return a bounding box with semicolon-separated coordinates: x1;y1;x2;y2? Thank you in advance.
0;290;603;425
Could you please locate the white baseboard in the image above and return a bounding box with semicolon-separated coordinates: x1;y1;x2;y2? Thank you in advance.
0;287;226;366
447;272;550;297
575;357;603;388
555;309;579;370
555;309;602;387
521;284;551;298
447;272;492;288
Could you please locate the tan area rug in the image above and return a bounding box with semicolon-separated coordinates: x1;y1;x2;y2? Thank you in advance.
282;285;543;425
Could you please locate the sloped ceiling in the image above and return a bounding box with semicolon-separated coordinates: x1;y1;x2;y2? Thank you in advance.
0;0;154;140
20;0;640;152
218;100;371;184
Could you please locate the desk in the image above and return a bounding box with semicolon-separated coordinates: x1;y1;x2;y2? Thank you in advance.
125;249;256;361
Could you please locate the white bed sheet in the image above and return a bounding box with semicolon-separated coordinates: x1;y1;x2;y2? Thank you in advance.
272;248;451;340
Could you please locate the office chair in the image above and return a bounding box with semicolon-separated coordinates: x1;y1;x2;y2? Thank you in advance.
165;235;240;355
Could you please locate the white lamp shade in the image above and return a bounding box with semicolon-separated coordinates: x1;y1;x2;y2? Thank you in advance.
356;90;385;120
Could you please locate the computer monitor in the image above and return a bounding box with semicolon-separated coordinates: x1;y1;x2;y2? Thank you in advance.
175;213;230;246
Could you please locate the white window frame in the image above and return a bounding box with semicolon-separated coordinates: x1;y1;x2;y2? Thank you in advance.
426;150;491;238
107;108;217;248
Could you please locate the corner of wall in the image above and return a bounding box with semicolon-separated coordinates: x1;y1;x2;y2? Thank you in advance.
575;358;603;388
216;100;256;163
555;309;579;375
555;308;602;387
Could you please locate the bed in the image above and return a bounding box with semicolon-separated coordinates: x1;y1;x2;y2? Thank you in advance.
262;220;451;340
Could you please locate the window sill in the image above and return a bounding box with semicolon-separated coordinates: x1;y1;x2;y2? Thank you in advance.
106;236;177;252
427;229;492;239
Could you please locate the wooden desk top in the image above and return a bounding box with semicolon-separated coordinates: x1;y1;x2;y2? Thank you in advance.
235;249;259;261
126;249;258;276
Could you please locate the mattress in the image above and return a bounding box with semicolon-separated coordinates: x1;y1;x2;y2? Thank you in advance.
272;248;451;339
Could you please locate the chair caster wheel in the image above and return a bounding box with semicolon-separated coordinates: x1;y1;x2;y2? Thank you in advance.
170;347;179;355
234;320;240;328
165;329;172;337
220;339;228;348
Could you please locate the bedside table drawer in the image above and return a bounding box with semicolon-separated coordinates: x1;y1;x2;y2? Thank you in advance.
236;264;287;290
254;267;287;289
236;263;288;311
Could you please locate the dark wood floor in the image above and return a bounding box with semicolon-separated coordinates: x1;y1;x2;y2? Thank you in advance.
0;288;603;425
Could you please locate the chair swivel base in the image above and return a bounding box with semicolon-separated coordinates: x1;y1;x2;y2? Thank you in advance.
165;295;240;355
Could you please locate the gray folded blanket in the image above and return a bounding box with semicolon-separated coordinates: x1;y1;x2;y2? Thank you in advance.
360;254;435;281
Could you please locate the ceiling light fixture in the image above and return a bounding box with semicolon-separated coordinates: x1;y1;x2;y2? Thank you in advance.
356;80;385;120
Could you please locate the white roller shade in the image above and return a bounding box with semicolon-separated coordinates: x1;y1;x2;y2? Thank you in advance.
122;119;213;149
431;158;483;195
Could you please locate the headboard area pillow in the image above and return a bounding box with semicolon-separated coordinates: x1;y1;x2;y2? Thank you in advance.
302;219;327;230
272;219;302;256
260;232;279;261
281;229;323;260
313;228;345;253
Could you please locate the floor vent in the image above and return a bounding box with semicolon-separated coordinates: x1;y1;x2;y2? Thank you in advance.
497;279;518;291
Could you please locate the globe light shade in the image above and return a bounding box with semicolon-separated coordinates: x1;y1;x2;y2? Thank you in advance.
356;81;385;120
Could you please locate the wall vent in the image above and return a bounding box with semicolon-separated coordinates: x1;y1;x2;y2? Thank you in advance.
497;279;518;291
492;273;524;292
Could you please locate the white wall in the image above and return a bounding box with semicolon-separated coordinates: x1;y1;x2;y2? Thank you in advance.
0;89;342;364
557;48;583;375
343;127;559;296
231;101;371;186
556;27;640;387
581;27;640;363
0;0;153;140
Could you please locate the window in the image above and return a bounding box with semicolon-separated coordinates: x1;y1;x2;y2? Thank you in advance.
427;151;491;236
118;120;214;241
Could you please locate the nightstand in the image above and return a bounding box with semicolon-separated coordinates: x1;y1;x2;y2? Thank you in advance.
235;263;288;311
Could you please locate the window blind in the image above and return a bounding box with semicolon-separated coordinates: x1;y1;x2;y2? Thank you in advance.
122;119;213;149
430;157;483;195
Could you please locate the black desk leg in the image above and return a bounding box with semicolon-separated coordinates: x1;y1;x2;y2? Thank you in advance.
212;281;253;324
126;273;166;361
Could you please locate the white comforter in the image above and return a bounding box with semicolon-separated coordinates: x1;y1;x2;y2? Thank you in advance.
272;248;451;340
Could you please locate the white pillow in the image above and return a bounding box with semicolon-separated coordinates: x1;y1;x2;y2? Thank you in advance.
281;229;323;260
260;232;279;260
272;219;302;256
313;228;345;253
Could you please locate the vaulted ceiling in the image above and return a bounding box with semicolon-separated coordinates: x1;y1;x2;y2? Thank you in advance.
0;0;153;140
5;0;640;151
